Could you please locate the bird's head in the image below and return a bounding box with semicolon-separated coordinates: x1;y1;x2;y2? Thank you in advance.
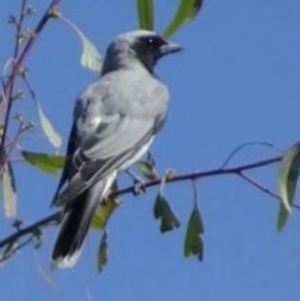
102;30;182;74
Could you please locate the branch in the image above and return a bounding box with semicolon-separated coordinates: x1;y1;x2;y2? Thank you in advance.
0;0;63;162
0;213;59;251
0;155;282;251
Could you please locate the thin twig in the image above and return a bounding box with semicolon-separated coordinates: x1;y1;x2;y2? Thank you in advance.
239;172;300;210
0;0;27;162
0;212;59;249
220;141;276;169
239;172;280;200
0;0;62;161
0;235;34;263
191;179;198;207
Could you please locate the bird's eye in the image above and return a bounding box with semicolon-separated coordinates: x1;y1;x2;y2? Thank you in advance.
146;38;156;47
143;36;166;49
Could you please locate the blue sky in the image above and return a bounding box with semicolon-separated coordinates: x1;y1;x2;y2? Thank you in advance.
1;1;300;300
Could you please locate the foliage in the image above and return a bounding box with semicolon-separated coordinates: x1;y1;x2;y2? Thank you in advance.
0;0;298;272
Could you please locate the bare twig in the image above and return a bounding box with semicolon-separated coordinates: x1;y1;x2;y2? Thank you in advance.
220;141;276;169
239;172;300;210
0;0;63;162
239;172;280;200
0;212;59;250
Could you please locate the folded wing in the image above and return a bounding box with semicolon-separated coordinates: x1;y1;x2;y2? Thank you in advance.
54;113;162;206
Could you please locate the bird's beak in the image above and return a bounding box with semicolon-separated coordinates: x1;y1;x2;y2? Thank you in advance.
159;42;183;56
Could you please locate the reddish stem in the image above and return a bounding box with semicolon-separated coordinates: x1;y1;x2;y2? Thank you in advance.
0;0;62;162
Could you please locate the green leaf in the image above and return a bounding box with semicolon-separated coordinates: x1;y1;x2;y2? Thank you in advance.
162;0;204;38
1;161;17;219
153;193;180;233
21;151;65;174
35;99;62;148
184;205;204;261
277;203;290;232
137;0;154;30
137;160;157;180
59;16;102;72
98;231;109;272
23;73;61;148
91;194;119;230
78;28;102;72
277;143;300;231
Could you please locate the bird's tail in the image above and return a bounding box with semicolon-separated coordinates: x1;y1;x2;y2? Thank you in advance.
52;176;115;268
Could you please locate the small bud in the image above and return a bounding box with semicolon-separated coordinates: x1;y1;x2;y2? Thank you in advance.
48;5;62;18
8;15;17;25
25;5;36;16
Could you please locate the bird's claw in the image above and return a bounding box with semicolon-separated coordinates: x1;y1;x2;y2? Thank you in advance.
133;179;146;195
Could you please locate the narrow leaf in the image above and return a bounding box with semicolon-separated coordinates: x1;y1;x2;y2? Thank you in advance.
98;231;108;272
78;29;102;72
277;143;300;230
23;74;62;148
91;198;118;229
59;16;102;72
91;181;119;229
184;205;204;260
137;0;154;30
35;99;62;148
35;254;57;289
162;0;204;38
21;150;65;174
153;193;164;219
153;193;180;233
278;143;300;212
2;161;17;219
277;203;290;232
137;160;157;180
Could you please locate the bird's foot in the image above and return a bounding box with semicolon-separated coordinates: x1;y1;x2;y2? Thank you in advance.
133;179;146;195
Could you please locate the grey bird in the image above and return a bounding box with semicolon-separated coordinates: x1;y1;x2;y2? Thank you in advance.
51;30;182;268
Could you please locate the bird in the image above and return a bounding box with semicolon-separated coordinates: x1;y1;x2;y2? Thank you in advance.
51;30;182;268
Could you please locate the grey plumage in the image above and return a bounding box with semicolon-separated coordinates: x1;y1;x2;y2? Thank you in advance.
51;30;182;268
